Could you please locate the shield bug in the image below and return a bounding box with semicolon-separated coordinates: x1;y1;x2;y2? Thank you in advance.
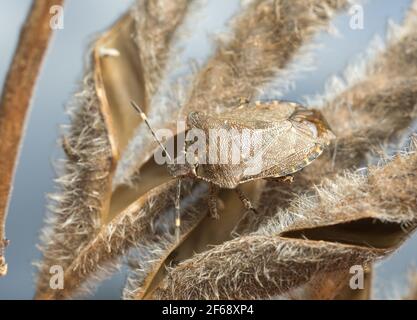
131;99;335;241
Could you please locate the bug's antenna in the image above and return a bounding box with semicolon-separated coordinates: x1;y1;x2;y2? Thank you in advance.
175;178;182;243
130;100;181;243
130;100;172;163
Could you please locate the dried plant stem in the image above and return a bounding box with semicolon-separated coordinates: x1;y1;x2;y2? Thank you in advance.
0;0;64;277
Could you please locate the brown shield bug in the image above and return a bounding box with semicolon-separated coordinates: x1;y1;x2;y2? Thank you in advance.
131;99;335;241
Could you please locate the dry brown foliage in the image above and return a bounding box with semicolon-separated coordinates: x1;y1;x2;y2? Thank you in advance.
153;147;417;299
35;0;194;298
33;0;353;299
1;0;416;300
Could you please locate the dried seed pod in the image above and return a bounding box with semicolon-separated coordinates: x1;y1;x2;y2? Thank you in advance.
182;0;349;117
303;0;417;182
153;235;377;300
153;149;417;300
241;0;417;234
133;0;192;105
36;1;193;299
125;180;264;299
36;179;207;300
36;71;114;295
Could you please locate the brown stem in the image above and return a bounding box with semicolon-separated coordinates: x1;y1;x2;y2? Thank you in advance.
0;0;64;276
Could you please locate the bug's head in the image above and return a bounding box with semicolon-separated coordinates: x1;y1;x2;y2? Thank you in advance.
289;107;336;147
186;111;206;129
166;162;194;178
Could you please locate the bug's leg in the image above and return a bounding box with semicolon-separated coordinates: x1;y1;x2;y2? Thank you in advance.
238;97;250;105
208;183;220;219
174;178;182;243
62;136;79;161
264;175;294;183
235;187;258;214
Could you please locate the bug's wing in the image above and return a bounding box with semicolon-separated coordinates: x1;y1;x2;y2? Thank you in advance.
239;121;321;179
235;102;334;180
189;110;298;188
187;101;334;187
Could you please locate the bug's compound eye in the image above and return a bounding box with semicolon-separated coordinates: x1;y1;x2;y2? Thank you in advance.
194;163;209;180
187;111;205;128
187;111;203;121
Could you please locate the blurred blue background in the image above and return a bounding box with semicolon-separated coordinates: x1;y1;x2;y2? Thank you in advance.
0;0;416;299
